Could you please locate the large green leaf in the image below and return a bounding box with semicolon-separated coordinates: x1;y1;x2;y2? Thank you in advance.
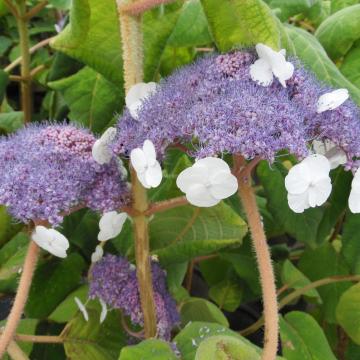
342;212;360;273
180;297;229;327
257;161;323;248
208;279;242;312
298;243;350;323
150;202;247;264
341;44;360;88
286;25;360;105
63;306;127;360
315;5;360;59
49;67;122;133
0;206;22;247
200;0;281;51
331;0;359;13
119;339;177;360
268;0;320;21
25;253;86;318
280;311;337;360
336;283;360;344
0;111;24;133
51;0;123;85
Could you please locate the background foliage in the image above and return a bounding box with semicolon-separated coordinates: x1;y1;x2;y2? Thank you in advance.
1;0;360;359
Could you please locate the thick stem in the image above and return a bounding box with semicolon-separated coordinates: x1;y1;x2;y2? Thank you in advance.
119;0;175;16
235;156;278;360
0;241;39;357
16;1;32;124
6;341;29;360
145;196;188;215
118;0;157;338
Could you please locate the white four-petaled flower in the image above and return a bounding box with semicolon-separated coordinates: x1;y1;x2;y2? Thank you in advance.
317;89;349;113
176;157;238;207
130;140;162;189
92;127;117;165
250;43;294;87
285;154;332;213
32;226;69;258
98;211;127;241
125;82;158;120
313;139;347;170
74;297;89;322
349;169;360;213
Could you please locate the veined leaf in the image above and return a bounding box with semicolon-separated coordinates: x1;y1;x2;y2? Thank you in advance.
341;44;360;89
119;340;177;360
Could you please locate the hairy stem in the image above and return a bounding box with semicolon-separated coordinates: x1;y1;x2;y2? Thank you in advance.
234;155;278;360
119;0;176;16
6;341;29;360
145;196;188;215
118;0;157;338
0;241;39;357
15;0;32;124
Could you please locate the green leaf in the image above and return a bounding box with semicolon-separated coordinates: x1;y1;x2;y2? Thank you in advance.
49;0;72;10
49;285;89;323
150;202;247;264
341;44;360;88
0;206;22;247
63;307;127;360
315;5;360;59
257;161;323;248
0;36;11;55
336;283;360;344
286;25;360;105
25;253;86;318
331;0;359;13
49;67;122;132
180;297;229;327
280;311;337;360
167;0;212;47
0;70;8;105
268;0;320;21
298;244;350;322
51;0;123;85
0;111;24;133
342;212;360;273
281;260;321;301
119;339;177;360
200;0;281;51
209;280;242;312
195;335;259;360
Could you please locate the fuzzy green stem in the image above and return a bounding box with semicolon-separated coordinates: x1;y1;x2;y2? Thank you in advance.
0;241;39;357
119;0;176;16
15;0;32;124
118;0;157;338
235;155;278;360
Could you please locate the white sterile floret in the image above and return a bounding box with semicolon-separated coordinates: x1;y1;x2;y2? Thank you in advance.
349;169;360;213
285;154;332;213
176;157;238;207
74;297;89;322
99;298;108;324
125;82;158;120
130;140;162;189
32;226;69;258
91;245;104;263
92;127;117;165
313;139;347;170
250;43;294;87
98;211;127;241
317;89;349;113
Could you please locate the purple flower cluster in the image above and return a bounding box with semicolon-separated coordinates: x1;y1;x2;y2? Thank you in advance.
0;124;129;225
114;51;360;167
89;254;179;340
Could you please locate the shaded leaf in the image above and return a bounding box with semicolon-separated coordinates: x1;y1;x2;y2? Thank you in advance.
331;0;359;13
0;111;24;133
342;212;360;273
341;44;360;88
209;280;242;312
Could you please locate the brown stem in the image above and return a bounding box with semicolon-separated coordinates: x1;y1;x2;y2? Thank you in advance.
119;0;176;16
0;241;39;357
3;0;19;17
120;312;145;339
0;331;64;344
23;0;48;21
234;155;278;360
145;196;188;216
6;341;29;360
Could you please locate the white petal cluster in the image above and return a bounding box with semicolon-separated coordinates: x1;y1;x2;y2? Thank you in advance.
285;155;332;213
313;140;347;170
125;82;158;120
32;226;69;258
92;127;117;165
250;43;294;87
176;157;238;207
317;89;349;113
98;211;127;241
130;140;162;189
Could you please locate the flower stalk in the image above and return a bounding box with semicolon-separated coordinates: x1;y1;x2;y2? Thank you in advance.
234;155;279;360
118;0;157;338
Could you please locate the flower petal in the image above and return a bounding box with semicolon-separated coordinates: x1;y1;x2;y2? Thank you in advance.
325;147;347;169
250;58;273;87
100;127;117;144
349;187;360;213
209;171;238;200
99;299;107;324
176;166;206;193
98;211;127;241
303;154;331;182
287;192;310;213
143;139;157;165
195;157;230;177
308;178;332;207
32;226;69;258
317;89;349;113
92;140;112;165
145;161;162;188
272;60;294;87
285;163;311;194
186;183;219;207
75;297;89;322
130;148;147;173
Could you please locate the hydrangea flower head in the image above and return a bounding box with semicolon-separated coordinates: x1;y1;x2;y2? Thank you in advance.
0;123;129;225
89;254;179;340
